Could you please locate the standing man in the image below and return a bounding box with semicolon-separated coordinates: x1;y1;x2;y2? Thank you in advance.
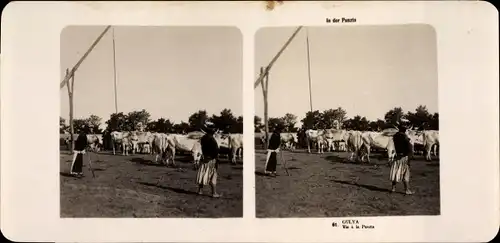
264;125;283;177
197;121;221;198
70;131;89;177
390;123;415;195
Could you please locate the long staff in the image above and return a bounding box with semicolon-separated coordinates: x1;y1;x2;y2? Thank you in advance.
86;152;96;178
280;151;290;176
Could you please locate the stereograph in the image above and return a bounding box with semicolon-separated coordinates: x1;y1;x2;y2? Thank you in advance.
0;1;498;242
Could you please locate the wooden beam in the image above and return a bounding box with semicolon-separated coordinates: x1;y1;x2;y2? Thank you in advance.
112;27;118;114
263;70;270;149
66;68;75;153
60;25;112;90
306;27;313;112
254;26;303;89
260;67;269;149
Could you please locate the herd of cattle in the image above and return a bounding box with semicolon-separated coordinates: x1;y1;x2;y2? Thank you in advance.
60;127;439;167
256;127;440;163
60;130;244;167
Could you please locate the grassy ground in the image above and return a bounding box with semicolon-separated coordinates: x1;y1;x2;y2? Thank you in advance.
60;150;243;218
255;149;440;218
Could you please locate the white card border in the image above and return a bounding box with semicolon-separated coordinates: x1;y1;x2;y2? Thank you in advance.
1;1;498;242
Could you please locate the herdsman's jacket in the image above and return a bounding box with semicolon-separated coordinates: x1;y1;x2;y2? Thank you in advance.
74;133;88;151
201;133;219;160
393;132;413;156
268;133;281;150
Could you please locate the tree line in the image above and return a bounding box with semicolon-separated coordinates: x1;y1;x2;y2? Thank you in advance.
60;108;243;135
254;105;439;133
60;105;438;136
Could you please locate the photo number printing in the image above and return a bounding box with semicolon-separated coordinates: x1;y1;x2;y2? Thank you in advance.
325;17;357;23
332;219;375;230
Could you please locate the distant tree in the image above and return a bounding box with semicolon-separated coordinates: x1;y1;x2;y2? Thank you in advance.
406;105;433;129
282;113;298;132
301;110;323;130
344;115;370;131
172;121;190;134
62;115;103;134
366;119;390;131
359;116;370;131
105;112;128;132
126;109;151;131
146;121;157;132
188;110;209;132
322;107;347;129
429;112;439;130
87;114;102;133
148;118;174;133
211;108;237;133
375;119;388;130
368;121;379;131
384;107;405;126
73;118;91;134
234;116;244;133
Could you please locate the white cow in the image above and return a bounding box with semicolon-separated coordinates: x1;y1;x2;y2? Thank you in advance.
323;129;348;152
280;132;298;151
345;130;364;162
213;132;232;159
129;131;154;154
151;133;171;165
305;129;327;154
406;129;425;155
86;134;103;152
360;131;396;163
110;131;133;155
166;134;203;167
64;134;103;152
423;130;439;161
214;133;230;150
229;133;243;164
186;131;205;140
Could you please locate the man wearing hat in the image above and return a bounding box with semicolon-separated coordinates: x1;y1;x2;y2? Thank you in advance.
264;125;283;176
390;120;415;195
197;121;221;198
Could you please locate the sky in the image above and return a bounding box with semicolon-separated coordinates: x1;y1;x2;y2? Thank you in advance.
254;24;438;126
60;26;242;128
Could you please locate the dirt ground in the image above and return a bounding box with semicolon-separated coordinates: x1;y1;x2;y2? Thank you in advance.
60;150;243;218
255;149;440;218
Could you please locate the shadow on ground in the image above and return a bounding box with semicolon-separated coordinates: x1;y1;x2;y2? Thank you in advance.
330;179;395;194
137;181;206;197
324;155;347;163
60;172;76;178
130;157;168;167
324;155;381;167
426;162;440;167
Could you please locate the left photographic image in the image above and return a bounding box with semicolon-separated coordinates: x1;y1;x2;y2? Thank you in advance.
59;26;243;218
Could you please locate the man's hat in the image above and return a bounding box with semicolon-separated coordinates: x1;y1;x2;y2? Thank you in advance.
398;121;408;131
202;121;215;133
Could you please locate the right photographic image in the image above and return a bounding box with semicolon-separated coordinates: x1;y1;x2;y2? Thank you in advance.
254;25;439;218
